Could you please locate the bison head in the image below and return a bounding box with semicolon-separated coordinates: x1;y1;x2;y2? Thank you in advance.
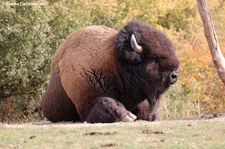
115;21;179;95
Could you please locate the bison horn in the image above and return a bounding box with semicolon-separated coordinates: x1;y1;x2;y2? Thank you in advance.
130;34;143;53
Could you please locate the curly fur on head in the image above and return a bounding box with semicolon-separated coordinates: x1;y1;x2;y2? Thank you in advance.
115;20;179;97
115;20;179;70
115;20;143;64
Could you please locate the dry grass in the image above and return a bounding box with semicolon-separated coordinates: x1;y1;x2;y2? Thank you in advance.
1;117;225;149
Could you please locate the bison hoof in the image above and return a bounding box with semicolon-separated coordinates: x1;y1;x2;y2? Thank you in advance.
121;112;137;122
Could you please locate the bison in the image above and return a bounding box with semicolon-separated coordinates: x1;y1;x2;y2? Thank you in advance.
41;20;179;123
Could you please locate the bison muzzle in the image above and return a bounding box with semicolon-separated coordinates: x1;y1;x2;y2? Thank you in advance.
41;20;179;123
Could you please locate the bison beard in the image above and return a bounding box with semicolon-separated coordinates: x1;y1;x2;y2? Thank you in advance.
41;20;179;123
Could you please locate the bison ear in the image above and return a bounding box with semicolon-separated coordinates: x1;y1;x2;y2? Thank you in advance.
130;34;143;53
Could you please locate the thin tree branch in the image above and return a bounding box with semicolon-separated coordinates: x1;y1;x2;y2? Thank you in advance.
197;0;225;85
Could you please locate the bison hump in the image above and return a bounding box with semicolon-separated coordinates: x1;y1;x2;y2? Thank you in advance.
51;25;119;114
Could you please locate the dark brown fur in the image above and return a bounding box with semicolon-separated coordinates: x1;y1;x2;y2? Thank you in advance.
41;20;179;123
41;72;80;122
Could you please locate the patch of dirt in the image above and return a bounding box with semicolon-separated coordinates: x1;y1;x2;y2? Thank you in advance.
84;131;117;136
142;130;164;134
136;137;165;143
28;136;36;139
99;143;118;148
20;135;36;143
187;124;192;127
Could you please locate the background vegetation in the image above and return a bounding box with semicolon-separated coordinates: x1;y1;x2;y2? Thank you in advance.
0;0;224;122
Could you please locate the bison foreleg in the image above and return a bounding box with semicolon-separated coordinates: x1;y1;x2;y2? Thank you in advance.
86;97;137;123
132;99;159;121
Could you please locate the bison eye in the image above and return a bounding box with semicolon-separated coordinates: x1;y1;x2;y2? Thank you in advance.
156;56;166;62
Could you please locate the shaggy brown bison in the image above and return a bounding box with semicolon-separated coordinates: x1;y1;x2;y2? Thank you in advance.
41;20;179;123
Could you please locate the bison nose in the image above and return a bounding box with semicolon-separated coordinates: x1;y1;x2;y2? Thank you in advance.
170;71;178;84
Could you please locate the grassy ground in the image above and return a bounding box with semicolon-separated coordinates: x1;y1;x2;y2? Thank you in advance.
0;117;225;149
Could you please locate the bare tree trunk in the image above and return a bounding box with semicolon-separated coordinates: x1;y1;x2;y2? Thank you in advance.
197;0;225;85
